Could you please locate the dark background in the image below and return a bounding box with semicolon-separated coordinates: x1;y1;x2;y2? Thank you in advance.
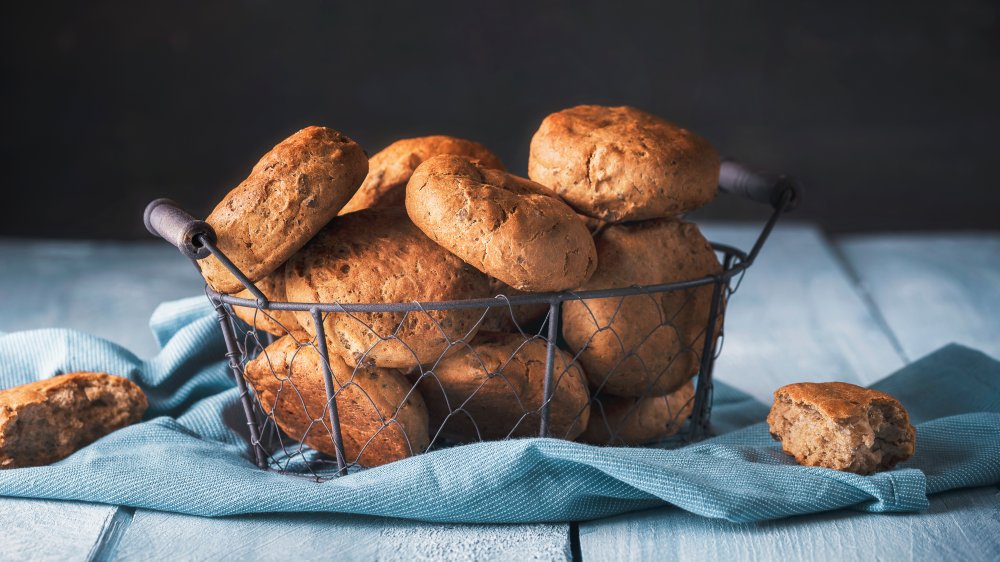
3;1;998;239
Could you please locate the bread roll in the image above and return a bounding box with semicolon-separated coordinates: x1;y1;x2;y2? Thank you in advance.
529;105;719;222
200;126;368;292
229;267;302;336
244;332;430;468
581;381;694;445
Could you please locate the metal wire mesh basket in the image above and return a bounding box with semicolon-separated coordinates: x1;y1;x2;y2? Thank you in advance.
144;159;799;479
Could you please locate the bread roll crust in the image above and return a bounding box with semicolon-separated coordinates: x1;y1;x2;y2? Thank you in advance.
244;332;430;468
230;267;302;336
341;135;504;215
200;126;369;292
528;105;719;222
407;154;597;292
562;218;722;397
767;382;916;474
0;372;147;469
284;207;491;369
581;381;695;445
418;331;590;441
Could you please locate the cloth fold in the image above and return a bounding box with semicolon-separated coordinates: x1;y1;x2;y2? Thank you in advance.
0;297;997;523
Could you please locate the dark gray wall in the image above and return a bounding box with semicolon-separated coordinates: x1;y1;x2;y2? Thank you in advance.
3;1;999;238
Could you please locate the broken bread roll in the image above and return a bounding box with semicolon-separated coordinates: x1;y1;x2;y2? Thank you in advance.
767;382;916;474
0;372;148;469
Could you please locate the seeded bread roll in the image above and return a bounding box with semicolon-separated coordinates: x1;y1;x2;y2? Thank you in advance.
200;126;369;293
230;267;302;336
417;331;590;442
244;332;430;468
528;105;719;222
0;372;148;469
767;382;916;474
562;218;722;397
407;154;597;292
284;207;491;369
340;135;504;215
581;380;695;445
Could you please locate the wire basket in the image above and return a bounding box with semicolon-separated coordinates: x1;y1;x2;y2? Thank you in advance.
144;159;799;479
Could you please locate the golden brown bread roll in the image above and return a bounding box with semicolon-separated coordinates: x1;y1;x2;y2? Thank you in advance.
340;135;504;215
0;372;147;469
200;126;368;293
417;332;590;441
580;381;694;445
229;267;302;336
244;332;430;468
768;382;916;474
529;105;719;222
284;207;492;369
406;154;597;292
562;218;722;397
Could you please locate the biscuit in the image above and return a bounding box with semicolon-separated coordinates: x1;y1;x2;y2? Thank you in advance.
417;331;590;441
562;218;722;397
200;126;368;293
528;105;719;222
340;135;504;215
284;207;492;369
0;372;147;469
230;267;302;336
244;332;430;468
581;380;695;445
767;382;916;474
407;154;597;292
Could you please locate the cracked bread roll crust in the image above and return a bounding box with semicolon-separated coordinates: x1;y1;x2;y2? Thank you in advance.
284;207;492;369
562;218;722;397
0;372;147;469
244;332;429;468
528;105;719;222
767;382;916;474
406;154;597;292
581;380;695;445
200;126;369;293
230;267;302;336
416;331;590;442
340;135;504;215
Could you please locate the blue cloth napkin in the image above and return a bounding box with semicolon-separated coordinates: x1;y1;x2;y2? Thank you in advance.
0;297;997;523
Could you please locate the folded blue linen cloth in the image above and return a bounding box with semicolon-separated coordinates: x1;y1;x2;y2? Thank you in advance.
0;297;997;523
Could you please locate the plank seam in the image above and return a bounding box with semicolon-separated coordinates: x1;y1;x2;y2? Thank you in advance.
570;521;582;562
828;235;911;364
86;505;135;562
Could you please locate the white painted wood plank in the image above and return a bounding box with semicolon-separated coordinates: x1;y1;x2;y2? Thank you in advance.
837;233;1000;361
0;498;121;562
579;487;1000;562
113;510;571;562
0;239;202;358
699;222;906;403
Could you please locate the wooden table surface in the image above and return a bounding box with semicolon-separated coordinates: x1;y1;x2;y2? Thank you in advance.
1;225;998;561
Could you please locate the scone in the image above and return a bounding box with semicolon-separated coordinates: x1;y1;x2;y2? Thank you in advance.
406;154;597;292
528;105;719;222
200;126;368;293
581;381;695;445
562;218;722;397
416;331;590;441
767;382;916;474
229;266;302;336
340;135;504;215
243;332;430;468
0;372;148;469
284;207;492;369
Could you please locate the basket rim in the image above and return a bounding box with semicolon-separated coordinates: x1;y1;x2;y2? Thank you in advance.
209;241;748;313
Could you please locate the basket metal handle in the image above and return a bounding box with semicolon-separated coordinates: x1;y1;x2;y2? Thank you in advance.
718;159;801;212
143;198;217;259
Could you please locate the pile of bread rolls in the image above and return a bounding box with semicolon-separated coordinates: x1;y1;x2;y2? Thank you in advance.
205;105;723;468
